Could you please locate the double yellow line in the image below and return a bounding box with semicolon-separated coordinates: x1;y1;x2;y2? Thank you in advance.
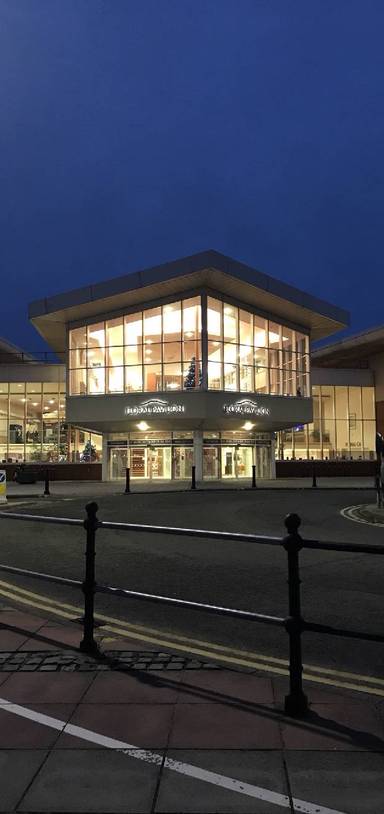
1;576;384;697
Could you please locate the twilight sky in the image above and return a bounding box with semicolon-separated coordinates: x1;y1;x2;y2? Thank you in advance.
1;0;383;352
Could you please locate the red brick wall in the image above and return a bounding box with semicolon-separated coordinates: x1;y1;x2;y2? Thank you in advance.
2;463;102;482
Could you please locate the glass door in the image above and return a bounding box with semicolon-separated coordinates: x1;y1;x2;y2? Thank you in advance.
221;446;235;478
203;447;220;479
236;446;253;478
173;447;193;479
149;447;172;479
130;446;148;478
109;447;128;480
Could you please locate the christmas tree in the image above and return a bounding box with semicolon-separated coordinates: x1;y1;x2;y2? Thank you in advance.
82;439;97;462
184;356;202;389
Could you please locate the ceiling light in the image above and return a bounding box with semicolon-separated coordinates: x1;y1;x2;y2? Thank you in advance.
185;331;194;338
145;339;153;345
32;402;38;406
137;421;149;431
167;382;179;390
49;399;55;404
242;422;254;431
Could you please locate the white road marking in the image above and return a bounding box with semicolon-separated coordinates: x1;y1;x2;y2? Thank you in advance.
340;505;384;527
0;696;347;814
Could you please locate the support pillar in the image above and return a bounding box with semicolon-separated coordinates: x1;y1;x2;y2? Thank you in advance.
193;430;203;482
270;434;276;479
101;435;109;481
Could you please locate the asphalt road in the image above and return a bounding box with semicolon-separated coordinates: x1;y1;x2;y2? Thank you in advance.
0;489;383;679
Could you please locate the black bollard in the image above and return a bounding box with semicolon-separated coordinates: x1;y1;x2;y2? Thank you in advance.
43;468;50;496
80;502;100;655
191;465;196;490
252;464;257;488
283;513;308;716
125;467;130;494
312;464;317;488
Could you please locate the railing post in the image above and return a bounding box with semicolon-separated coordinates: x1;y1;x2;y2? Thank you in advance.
375;474;382;508
80;502;100;655
252;464;257;489
43;468;50;496
312;464;317;488
283;513;308;716
191;465;196;490
125;467;130;494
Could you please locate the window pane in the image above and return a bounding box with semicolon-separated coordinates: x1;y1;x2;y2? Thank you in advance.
348;387;362;421
223;303;237;343
107;367;124;393
254;315;267;347
144;342;161;364
336;420;349;455
183;297;201;338
26;395;42;418
87;367;105;394
363;420;376;455
125;344;142;365
207;297;222;341
163;302;181;340
224;363;238;391
70;327;87;350
335;387;348;419
208;361;222;390
125;366;142;393
144;364;162;391
106;318;123;366
239;363;254;392
125;312;143;345
164;364;182;391
163;342;182;363
239;309;252;346
144;307;162;343
70;369;87;395
87;323;105;368
224;343;237;363
269;368;282;395
208;340;222;362
183;359;201;389
255;366;269;393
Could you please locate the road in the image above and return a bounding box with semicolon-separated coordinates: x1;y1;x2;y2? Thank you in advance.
0;489;383;681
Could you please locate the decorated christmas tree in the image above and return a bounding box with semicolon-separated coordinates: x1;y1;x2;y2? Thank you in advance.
82;439;97;462
184;356;202;389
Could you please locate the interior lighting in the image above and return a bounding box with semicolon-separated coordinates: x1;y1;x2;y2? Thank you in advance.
167;382;178;390
185;331;194;338
32;402;38;407
242;422;254;431
224;307;234;315
49;399;55;404
137;421;149;431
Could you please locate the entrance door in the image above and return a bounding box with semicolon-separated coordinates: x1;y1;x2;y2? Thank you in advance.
110;447;128;480
203;447;219;479
149;447;172;479
130;447;147;478
174;447;193;479
221;446;235;478
236;446;253;478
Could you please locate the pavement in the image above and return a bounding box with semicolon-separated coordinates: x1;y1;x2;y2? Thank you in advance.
1;600;384;813
3;475;377;501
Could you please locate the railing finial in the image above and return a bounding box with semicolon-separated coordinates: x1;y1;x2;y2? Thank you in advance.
284;513;301;535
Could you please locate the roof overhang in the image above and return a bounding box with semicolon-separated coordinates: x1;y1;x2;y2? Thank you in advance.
29;250;349;354
313;324;384;368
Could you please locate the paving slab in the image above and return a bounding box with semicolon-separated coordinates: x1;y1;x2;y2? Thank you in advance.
0;671;96;703
168;702;282;749
55;702;174;749
82;669;181;704
176;669;274;704
0;702;75;747
155;750;290;813
18;748;163;813
0;749;48;812
286;751;384;814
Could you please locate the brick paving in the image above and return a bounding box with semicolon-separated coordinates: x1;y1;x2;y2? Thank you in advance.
0;605;384;812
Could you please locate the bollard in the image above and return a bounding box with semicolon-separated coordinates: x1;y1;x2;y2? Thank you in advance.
312;464;317;488
191;465;196;490
283;513;308;716
125;467;130;494
375;474;382;508
80;502;100;655
252;464;257;488
43;468;50;496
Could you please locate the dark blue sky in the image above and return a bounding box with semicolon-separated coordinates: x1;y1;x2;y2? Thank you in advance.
1;0;383;351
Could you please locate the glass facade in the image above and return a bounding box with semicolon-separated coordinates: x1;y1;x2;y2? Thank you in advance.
277;385;376;460
69;297;202;395
69;296;310;397
0;380;102;464
207;297;310;395
0;380;66;463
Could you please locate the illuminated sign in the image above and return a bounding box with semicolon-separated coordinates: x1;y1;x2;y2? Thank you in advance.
223;399;270;417
124;399;185;416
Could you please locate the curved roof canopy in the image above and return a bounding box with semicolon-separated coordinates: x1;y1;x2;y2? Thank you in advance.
29;250;349;353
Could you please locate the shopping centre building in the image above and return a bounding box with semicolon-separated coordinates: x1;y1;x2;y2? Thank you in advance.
1;250;381;480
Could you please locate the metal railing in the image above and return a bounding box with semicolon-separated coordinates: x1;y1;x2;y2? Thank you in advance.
0;504;384;717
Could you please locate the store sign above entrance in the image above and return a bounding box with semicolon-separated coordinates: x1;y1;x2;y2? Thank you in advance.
223;399;270;417
124;399;185;416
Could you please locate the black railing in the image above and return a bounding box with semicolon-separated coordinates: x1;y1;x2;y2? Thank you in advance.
0;505;384;717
